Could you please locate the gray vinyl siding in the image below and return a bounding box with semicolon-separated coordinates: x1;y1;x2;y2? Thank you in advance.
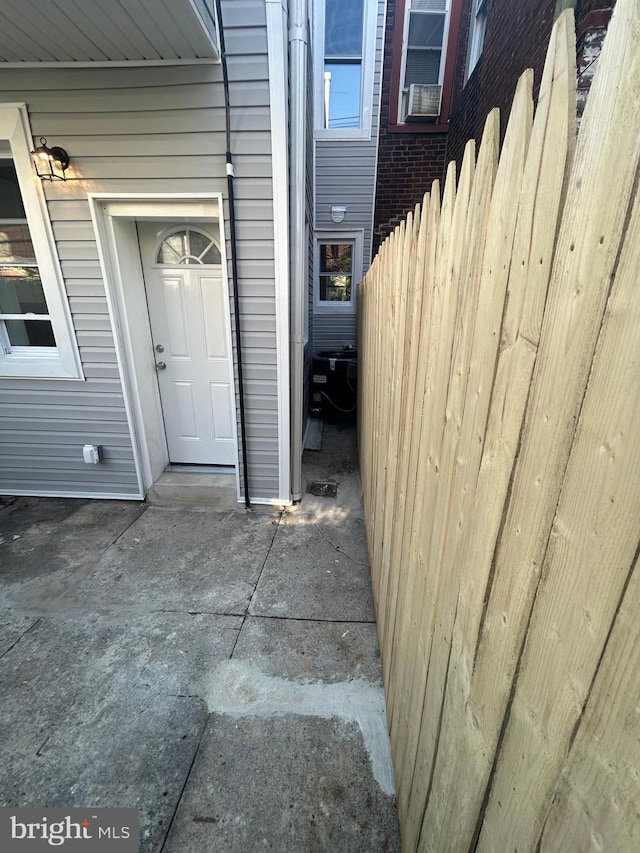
312;315;359;353
312;0;385;354
0;0;280;502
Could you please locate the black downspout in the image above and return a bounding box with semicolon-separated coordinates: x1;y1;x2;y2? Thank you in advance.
214;0;251;508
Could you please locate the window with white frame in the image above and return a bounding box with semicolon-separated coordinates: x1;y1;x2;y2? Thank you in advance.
315;232;362;312
315;0;376;138
398;0;452;123
466;0;487;80
0;105;81;378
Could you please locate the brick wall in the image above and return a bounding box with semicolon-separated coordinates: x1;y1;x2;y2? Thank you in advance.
446;0;615;169
373;0;615;256
372;0;449;254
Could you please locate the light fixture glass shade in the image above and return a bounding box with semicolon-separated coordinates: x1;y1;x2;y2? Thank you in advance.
31;138;69;181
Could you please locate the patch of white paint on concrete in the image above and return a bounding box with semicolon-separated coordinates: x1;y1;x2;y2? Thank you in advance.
203;660;396;796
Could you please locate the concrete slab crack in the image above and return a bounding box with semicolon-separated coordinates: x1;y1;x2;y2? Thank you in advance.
311;519;369;566
0;617;41;660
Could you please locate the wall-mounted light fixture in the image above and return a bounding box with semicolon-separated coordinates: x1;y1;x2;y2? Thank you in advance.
31;137;69;181
331;205;346;223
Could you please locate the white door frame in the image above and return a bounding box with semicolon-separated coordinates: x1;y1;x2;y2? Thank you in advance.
89;193;240;499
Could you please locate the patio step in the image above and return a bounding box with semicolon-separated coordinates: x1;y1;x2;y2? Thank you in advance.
146;471;238;508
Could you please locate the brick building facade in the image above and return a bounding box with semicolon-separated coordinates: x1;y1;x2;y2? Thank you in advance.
373;0;614;253
446;0;614;166
372;0;452;251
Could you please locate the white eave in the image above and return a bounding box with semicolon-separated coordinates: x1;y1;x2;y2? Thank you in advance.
0;0;220;64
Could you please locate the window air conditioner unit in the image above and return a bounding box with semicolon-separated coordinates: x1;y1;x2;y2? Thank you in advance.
406;83;442;120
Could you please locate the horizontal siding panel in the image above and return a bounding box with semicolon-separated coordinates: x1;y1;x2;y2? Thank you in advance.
78;347;118;364
239;316;276;333
2;464;134;480
0;65;219;91
0;431;134;447
239;296;276;315
242;349;277;365
65;282;106;297
75;331;115;348
0;377;120;393
45;177;268;202
53;222;96;242
242;379;277;397
233;240;275;260
0;389;124;407
244;395;278;411
56;242;100;261
221;0;266;29
0;481;139;497
17;79;269;113
50;132;268;159
0;404;127;422
0;442;133;460
313;315;358;352
69;296;109;315
70;154;272;181
72;316;113;332
237;283;278;300
82;364;122;379
232;258;276;279
243;363;277;382
0;418;130;435
244;439;278;455
240;340;276;354
1;455;135;470
46;201;92;222
224;56;271;84
31;106;271;137
234;220;275;241
61;260;103;279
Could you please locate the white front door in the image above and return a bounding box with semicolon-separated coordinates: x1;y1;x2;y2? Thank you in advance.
138;222;236;465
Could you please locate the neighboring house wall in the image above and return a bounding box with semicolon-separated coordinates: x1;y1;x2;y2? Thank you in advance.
373;0;451;253
312;0;386;354
0;0;283;502
446;0;615;168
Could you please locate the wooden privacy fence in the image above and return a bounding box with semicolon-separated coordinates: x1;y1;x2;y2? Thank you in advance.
358;2;640;851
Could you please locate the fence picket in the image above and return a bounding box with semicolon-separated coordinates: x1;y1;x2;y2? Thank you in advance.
538;553;640;852
477;139;640;852
359;2;640;849
417;11;577;850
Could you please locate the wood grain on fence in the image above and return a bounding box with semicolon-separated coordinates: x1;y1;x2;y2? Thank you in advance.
357;3;640;850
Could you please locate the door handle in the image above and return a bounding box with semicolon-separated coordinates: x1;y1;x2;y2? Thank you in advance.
155;361;167;371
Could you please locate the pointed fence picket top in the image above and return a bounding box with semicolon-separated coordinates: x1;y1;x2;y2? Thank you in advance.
357;1;640;850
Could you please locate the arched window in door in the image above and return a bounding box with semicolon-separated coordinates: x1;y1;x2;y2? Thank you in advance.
155;227;221;266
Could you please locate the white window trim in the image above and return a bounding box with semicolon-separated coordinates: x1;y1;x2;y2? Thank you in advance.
0;103;82;379
466;0;488;81
397;0;453;125
314;230;363;314
313;0;377;141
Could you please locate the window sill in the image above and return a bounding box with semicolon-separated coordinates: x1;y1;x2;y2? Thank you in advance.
314;128;372;142
0;355;84;379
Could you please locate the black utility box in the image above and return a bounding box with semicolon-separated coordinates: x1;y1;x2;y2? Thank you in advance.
311;349;358;420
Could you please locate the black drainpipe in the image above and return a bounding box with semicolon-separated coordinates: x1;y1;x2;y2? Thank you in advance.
214;0;251;508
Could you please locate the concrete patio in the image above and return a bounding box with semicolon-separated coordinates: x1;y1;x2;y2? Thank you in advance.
0;423;401;852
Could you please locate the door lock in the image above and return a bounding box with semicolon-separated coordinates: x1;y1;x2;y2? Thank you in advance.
155;361;167;371
155;344;164;353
